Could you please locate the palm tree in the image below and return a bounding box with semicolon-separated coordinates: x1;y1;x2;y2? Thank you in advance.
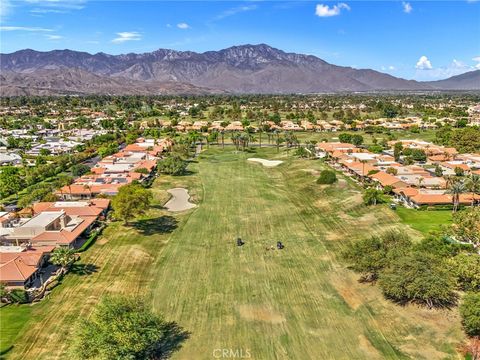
83;184;92;199
360;160;368;184
220;130;225;149
466;174;480;206
58;175;73;200
447;181;466;212
231;132;241;151
50;247;76;275
417;176;424;188
276;136;284;153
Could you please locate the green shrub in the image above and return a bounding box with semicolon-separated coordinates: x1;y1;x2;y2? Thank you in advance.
460;292;480;336
316;170;337;184
9;289;29;303
378;251;457;308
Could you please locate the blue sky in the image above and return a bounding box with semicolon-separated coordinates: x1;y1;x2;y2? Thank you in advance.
1;1;479;80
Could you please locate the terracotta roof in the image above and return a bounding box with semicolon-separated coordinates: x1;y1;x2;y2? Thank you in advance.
393;187;416;196
317;142;356;152
428;154;451;162
0;257;37;282
0;246;55;266
341;161;377;176
410;192;472;205
31;216;97;245
89;198;110;209
134;160;156;172
441;163;470;171
370;171;408;188
33;202;103;217
57;183;124;196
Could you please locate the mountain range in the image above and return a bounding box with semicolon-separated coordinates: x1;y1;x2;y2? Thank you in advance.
1;44;479;96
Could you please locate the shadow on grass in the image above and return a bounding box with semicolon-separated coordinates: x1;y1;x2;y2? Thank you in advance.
0;345;14;357
158;322;191;359
132;216;178;236
180;169;196;176
70;263;99;276
151;204;167;210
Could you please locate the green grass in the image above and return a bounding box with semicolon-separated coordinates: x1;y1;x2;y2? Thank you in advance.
0;305;32;356
1;147;463;359
396;207;453;234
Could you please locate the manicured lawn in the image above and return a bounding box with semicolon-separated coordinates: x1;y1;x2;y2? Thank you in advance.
396;207;453;234
0;305;32;357
2;147;463;359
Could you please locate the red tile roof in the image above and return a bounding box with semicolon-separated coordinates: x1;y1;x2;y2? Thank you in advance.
31;216;97;245
370;171;408;188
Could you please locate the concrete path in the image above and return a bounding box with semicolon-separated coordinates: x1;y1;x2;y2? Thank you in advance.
247;158;284;167
164;188;197;212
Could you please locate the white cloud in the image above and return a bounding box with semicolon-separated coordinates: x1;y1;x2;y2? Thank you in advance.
472;56;480;69
215;4;257;20
111;31;141;43
0;0;12;20
46;34;63;40
381;65;396;71
415;55;432;70
0;26;53;32
177;22;190;29
415;58;477;80
452;59;466;68
30;8;67;14
315;3;350;17
24;0;86;10
402;2;412;13
4;0;84;19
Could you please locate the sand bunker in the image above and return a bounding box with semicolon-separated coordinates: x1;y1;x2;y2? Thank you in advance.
164;188;196;212
247;158;283;167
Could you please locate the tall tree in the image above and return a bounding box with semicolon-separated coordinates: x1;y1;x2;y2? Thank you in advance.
71;296;183;360
466;174;480;206
112;183;152;225
447;181;466;212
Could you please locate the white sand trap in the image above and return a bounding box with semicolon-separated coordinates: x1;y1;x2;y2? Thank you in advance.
247;158;283;167
164;188;197;212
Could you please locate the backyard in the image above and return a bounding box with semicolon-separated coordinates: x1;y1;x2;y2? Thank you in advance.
0;147;463;359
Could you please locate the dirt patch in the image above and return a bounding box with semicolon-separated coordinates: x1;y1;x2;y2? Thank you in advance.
357;212;377;225
399;343;449;360
330;274;364;311
318;253;333;262
346;193;363;206
325;232;343;241
302;168;320;177
120;245;153;266
129;245;152;260
96;237;109;245
358;334;382;359
247;158;283;167
338;212;353;221
238;305;286;324
164;188;197;212
337;180;348;189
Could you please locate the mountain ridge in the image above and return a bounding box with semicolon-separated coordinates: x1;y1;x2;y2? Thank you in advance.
1;44;479;95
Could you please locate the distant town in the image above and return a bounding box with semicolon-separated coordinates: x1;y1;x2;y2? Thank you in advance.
1;93;479;359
